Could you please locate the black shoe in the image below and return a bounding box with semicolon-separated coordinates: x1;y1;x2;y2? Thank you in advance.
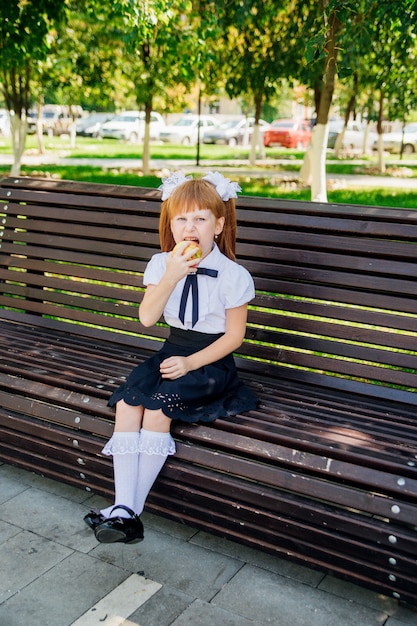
94;505;144;545
84;509;106;531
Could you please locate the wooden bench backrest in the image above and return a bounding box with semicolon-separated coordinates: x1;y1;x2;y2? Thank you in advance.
1;176;416;408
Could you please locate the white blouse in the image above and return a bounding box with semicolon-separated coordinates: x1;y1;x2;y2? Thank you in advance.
143;244;255;333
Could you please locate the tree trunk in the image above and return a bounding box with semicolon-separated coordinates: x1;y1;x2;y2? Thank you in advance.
301;123;329;201
69;120;77;149
3;63;31;176
376;89;385;174
249;93;265;165
36;99;46;155
301;7;340;202
334;72;358;158
142;101;152;176
10;114;27;177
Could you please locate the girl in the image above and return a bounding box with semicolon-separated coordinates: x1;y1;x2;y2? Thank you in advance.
84;171;258;544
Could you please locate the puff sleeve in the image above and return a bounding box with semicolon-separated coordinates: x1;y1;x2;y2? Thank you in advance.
221;263;255;309
143;253;168;286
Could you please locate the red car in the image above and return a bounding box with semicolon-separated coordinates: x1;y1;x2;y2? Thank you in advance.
263;119;312;148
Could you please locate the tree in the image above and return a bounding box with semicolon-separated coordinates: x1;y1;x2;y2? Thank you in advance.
218;0;303;165
113;0;204;174
367;2;417;171
299;0;417;200
0;0;67;175
41;1;129;148
299;0;343;201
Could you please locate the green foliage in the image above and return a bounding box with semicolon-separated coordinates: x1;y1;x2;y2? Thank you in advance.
1;1;66;68
110;0;200;109
220;0;303;105
305;33;326;64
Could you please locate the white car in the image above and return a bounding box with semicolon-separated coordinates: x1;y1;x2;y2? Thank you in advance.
159;115;219;145
375;123;417;154
203;117;270;146
327;120;377;151
76;113;114;137
0;109;11;137
100;111;165;141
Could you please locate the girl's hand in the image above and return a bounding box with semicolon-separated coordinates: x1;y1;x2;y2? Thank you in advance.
139;244;200;328
166;241;200;282
160;355;190;380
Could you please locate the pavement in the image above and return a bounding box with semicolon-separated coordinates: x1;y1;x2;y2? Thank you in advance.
1;462;417;626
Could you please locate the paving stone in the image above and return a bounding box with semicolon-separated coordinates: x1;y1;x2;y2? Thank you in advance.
0;465;31;503
170;598;255;625
191;530;324;586
318;575;400;614
0;530;72;603
83;493;112;512
386;617;417;626
128;584;194;626
91;527;243;601
141;511;200;542
0;519;21;544
25;473;94;503
213;563;388;626
0;463;93;504
0;487;101;553
0;551;129;626
72;573;161;626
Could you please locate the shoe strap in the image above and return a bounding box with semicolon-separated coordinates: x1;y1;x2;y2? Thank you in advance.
110;505;137;518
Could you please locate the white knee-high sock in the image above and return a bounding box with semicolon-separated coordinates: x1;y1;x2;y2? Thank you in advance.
100;431;140;518
135;429;176;516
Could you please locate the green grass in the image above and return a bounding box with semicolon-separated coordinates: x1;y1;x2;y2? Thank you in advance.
2;163;417;208
2;135;417;208
4;134;417;169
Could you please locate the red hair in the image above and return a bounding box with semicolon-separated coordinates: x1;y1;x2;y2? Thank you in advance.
159;178;237;260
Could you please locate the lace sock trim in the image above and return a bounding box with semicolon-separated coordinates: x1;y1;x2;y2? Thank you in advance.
102;431;141;456
138;429;176;456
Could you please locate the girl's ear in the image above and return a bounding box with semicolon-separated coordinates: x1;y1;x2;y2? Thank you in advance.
215;216;225;235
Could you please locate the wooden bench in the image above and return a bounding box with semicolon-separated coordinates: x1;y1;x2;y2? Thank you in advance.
1;176;416;607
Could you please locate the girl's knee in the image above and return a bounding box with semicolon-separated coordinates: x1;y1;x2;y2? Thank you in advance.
142;409;171;433
114;399;143;432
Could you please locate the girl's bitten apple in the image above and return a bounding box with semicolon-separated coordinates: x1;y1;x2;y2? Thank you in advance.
172;241;202;260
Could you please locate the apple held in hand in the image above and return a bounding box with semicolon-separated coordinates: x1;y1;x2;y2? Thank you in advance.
172;240;202;261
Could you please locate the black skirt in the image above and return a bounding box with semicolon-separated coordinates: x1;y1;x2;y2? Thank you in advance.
108;327;258;423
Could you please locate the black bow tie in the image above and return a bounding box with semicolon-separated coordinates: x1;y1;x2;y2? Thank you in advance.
179;267;218;327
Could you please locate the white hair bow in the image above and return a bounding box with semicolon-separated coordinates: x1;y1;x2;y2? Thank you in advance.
158;171;193;201
203;171;242;201
158;170;241;202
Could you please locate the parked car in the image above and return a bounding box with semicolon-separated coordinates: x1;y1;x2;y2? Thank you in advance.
327;120;377;151
27;105;79;136
159;115;219;145
263;119;311;149
99;110;165;141
373;123;417;154
0;109;11;137
203;117;269;146
76;113;114;137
